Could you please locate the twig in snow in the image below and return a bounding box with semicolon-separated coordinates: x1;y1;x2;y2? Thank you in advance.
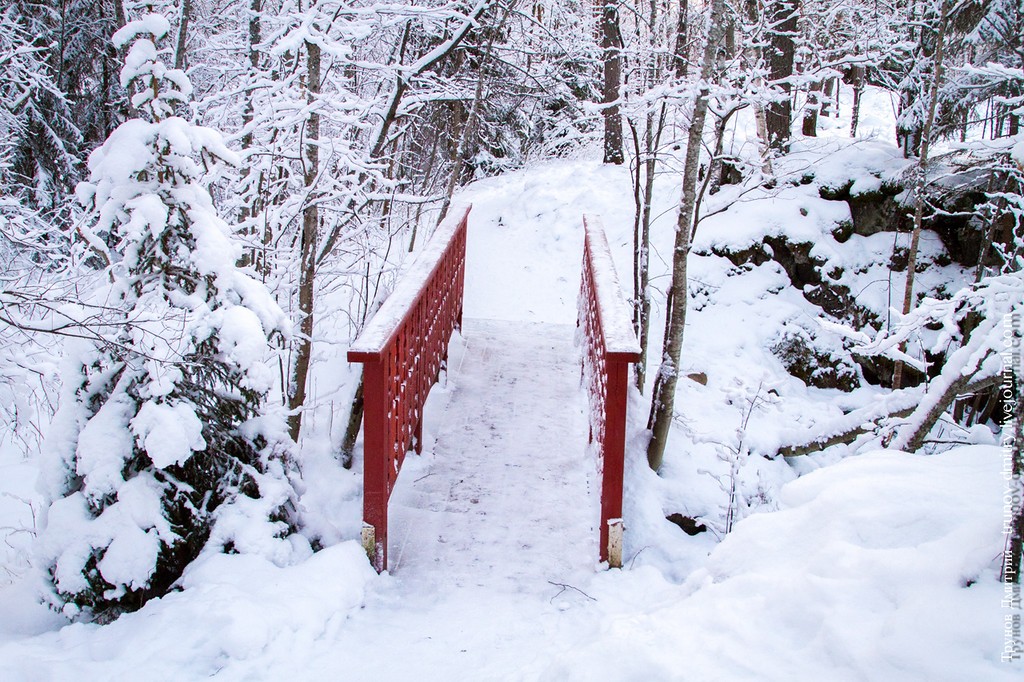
628;546;648;569
547;581;597;603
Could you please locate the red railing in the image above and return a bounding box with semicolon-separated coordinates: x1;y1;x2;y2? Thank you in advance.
348;205;470;572
578;215;641;568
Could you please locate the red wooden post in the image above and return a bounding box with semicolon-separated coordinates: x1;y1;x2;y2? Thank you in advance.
361;360;389;572
578;215;641;568
348;205;470;572
600;358;629;561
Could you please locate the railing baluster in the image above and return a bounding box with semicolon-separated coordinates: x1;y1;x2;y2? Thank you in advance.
348;205;471;572
577;215;641;568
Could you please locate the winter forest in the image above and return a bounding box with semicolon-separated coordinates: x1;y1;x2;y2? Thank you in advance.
1;0;1023;678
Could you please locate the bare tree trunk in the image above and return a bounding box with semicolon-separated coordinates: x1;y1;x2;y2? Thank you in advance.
288;39;321;442
850;65;865;137
893;0;950;389
647;0;727;472
672;0;688;79
635;106;664;393
779;375;999;458
631;119;644;332
631;0;667;393
174;0;192;70
822;76;835;117
697;106;742;226
113;0;126;29
743;0;774;175
240;0;262;158
237;0;263;270
897;353;995;452
97;0;128;136
802;80;821;137
438;4;509;224
765;0;799;152
897;2;927;157
600;0;624;164
339;378;363;469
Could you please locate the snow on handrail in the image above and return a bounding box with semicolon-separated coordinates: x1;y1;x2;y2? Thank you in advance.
349;205;470;360
583;216;642;359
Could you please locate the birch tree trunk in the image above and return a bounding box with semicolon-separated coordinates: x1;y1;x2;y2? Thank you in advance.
893;0;950;389
288;39;321;442
850;65;865;137
237;0;264;271
743;0;774;175
646;0;727;472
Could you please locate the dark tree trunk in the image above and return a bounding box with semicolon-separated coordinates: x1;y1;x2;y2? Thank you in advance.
802;80;821;137
673;0;689;79
339;378;363;469
765;0;799;152
629;0;666;393
600;0;624;164
822;76;835;117
438;4;508;224
174;0;192;70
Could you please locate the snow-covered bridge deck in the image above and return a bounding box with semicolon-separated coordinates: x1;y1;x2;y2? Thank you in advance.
388;319;597;589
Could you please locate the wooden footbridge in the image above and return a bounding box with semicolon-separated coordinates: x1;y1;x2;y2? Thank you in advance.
347;206;640;574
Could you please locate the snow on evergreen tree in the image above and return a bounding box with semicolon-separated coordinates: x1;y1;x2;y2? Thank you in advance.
37;11;299;622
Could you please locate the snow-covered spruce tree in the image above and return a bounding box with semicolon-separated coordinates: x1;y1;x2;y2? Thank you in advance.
38;12;295;621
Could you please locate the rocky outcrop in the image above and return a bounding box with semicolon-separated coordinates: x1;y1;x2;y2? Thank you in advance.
819;179;905;238
771;331;861;391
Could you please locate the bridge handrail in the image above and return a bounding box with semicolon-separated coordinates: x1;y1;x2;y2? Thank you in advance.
578;215;641;568
349;205;469;360
347;204;470;572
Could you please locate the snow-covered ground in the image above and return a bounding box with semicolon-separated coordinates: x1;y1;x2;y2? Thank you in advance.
0;441;1013;679
0;85;1019;679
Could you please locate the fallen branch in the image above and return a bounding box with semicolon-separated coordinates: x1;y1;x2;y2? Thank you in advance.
778;387;923;458
891;359;999;453
779;374;1001;458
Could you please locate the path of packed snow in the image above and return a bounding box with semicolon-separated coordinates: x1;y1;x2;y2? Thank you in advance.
388;318;596;590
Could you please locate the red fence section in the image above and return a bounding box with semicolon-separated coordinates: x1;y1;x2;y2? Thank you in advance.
348;205;470;572
578;215;641;568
